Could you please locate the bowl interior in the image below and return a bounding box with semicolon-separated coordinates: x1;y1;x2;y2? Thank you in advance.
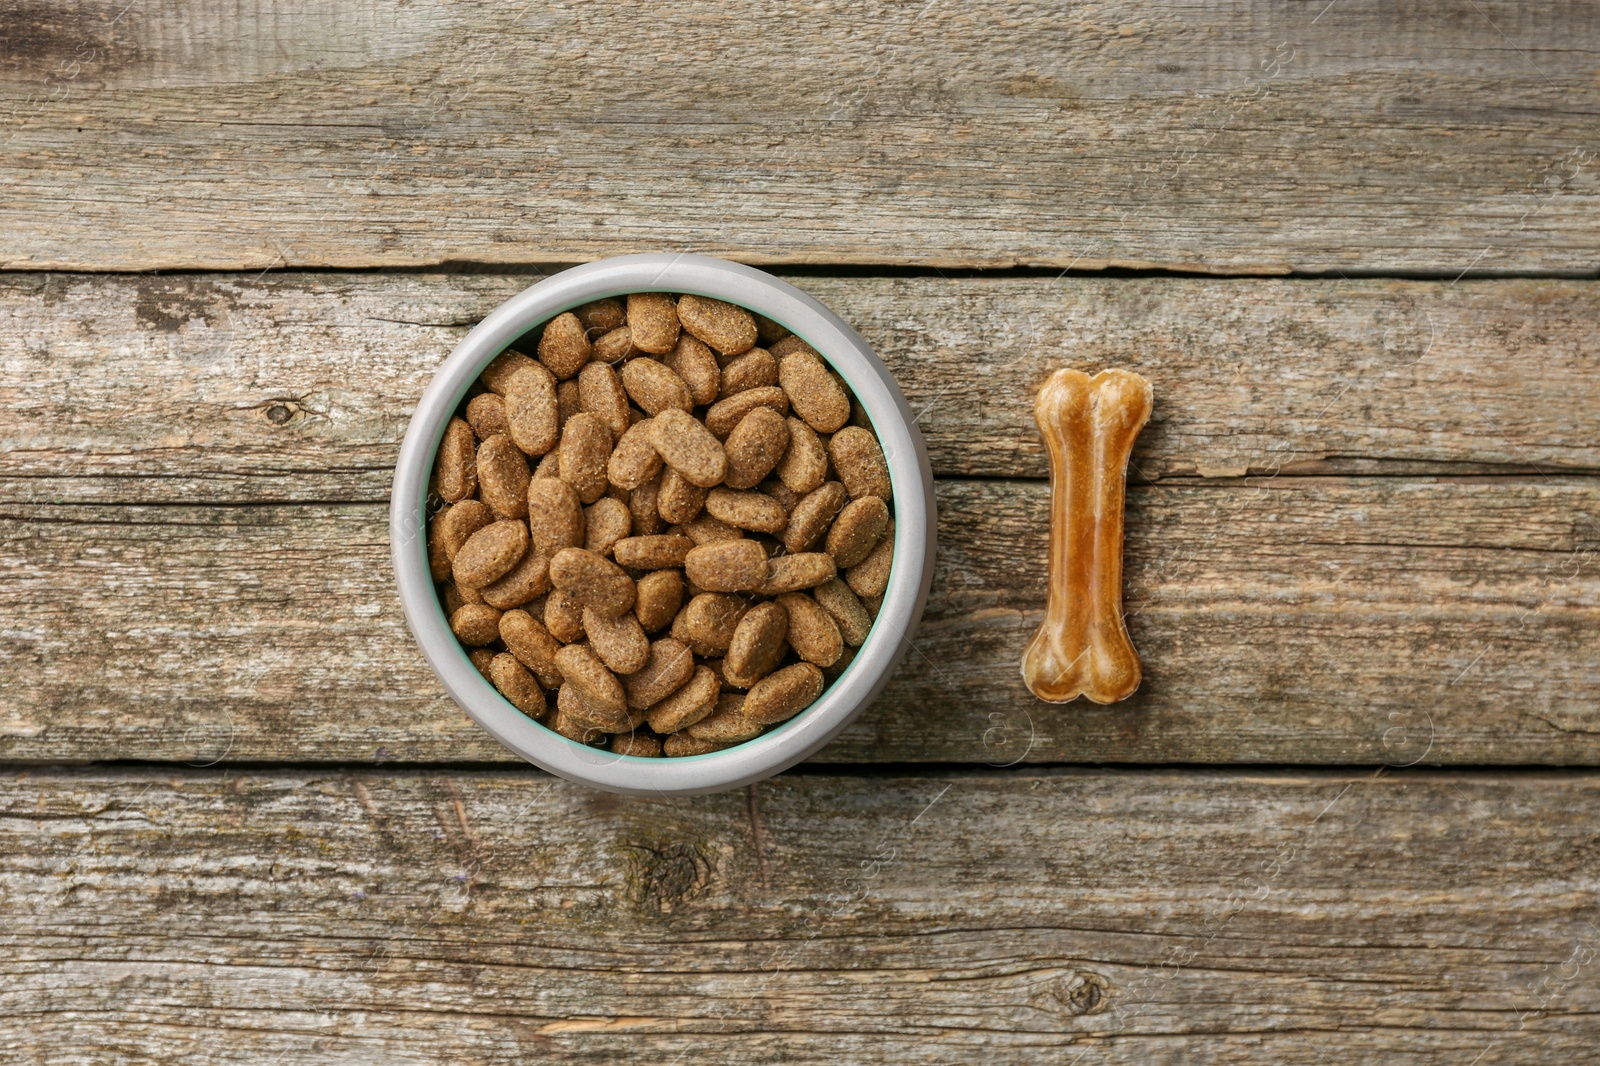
393;254;935;795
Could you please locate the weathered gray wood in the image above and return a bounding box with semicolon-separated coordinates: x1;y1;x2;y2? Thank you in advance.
2;272;1596;505
2;767;1598;1062
1;1;1596;273
3;477;1594;766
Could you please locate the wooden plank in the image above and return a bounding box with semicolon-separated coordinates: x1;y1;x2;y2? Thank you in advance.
3;478;1594;766
3;272;1596;505
3;767;1598;1062
2;1;1596;273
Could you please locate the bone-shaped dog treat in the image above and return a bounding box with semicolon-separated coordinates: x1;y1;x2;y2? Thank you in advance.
1022;368;1152;704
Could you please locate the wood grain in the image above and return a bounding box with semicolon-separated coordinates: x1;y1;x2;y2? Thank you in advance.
3;272;1596;505
3;478;1594;766
3;766;1598;1063
2;1;1596;273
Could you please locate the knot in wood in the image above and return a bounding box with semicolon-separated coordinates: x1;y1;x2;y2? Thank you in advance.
1054;970;1110;1016
622;840;711;913
264;401;296;425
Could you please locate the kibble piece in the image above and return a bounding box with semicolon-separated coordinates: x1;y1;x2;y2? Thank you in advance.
671;593;750;656
607;419;662;490
722;407;790;490
556;412;613;505
593;325;641;364
453;520;530;588
479;549;552;610
688;693;764;743
768;334;815;360
718;348;778;399
428;516;454;581
450;603;504;645
826;496;890;568
500;609;564;688
759;478;798;514
465;393;510;441
533;451;561;479
505;363;560;457
723;602;790;689
480;349;540;394
783;481;848;554
846;518;894;598
621;358;694;417
677;293;758;355
556;378;582;430
436;499;493;564
438;582;467;614
612;534;694;570
442;581;482;614
800;637;845;681
663;732;734;757
488;653;548;719
678;513;742;545
753;313;789;345
645;665;721;733
624;637;696;709
657;467;708;523
476;434;531;519
743;662;825;726
544;587;587;643
627;293;681;354
829;426;892;501
633;570;683;633
705;487;788;534
434;417;478;503
577;298;625;334
549;547;637;619
684;539;769;593
578;361;631;441
758;552;836;595
664;333;721;405
629;472;664;535
582;497;632;557
557;679;631;733
777;418;829;495
777;592;843;667
537;311;592;380
705;386;789;439
822;643;857;683
813;577;873;647
526;478;586;557
701;656;732;688
649;409;727;489
779;349;851;433
612;731;663;757
554;644;628;718
849;391;872;430
550;698;607;744
583;608;651;674
468;647;496;680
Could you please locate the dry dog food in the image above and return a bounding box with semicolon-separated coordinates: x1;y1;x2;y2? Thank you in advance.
1021;367;1151;704
429;293;896;757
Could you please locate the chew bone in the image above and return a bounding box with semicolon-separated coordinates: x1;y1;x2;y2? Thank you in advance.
1022;368;1152;704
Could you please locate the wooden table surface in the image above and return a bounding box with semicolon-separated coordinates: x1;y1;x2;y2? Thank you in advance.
3;2;1597;1062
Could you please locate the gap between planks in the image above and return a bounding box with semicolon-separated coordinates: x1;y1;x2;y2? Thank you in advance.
8;263;1600;282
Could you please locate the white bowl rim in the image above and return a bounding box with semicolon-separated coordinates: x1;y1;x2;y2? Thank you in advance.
391;253;936;795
